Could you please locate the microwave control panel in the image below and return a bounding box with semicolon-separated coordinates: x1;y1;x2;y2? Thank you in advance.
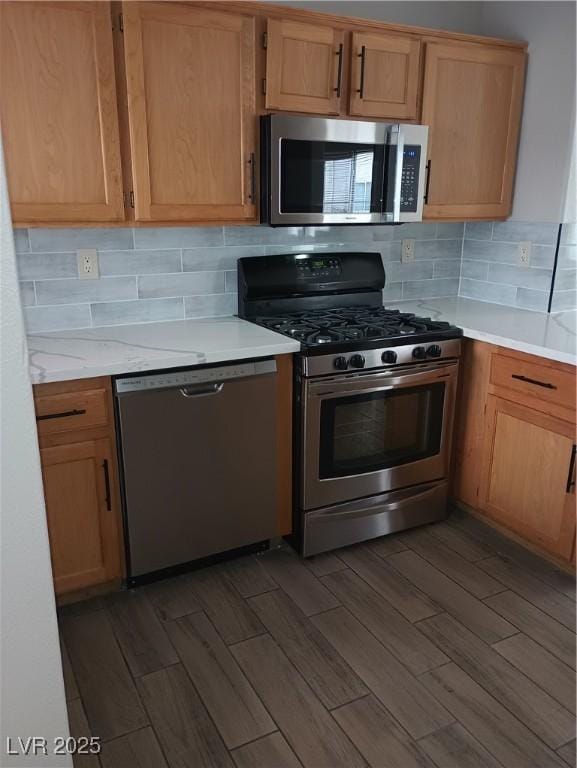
400;145;421;212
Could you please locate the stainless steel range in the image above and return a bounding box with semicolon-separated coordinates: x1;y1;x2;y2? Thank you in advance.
238;252;462;556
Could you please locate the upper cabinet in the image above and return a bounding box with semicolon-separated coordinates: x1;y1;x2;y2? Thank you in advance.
123;2;257;222
421;42;526;220
349;32;421;120
265;19;344;115
1;2;528;225
0;2;124;224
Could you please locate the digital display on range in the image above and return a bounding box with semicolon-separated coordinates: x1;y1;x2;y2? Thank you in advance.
295;256;342;279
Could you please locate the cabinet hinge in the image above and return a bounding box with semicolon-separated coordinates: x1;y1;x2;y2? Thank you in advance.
118;12;124;33
262;78;266;95
262;32;268;49
129;190;134;209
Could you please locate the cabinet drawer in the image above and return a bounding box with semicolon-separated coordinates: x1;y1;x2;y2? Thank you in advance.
490;353;575;414
35;388;110;435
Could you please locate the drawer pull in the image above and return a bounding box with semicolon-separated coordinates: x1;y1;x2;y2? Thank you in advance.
37;408;87;421
566;445;576;494
103;459;112;511
511;374;557;390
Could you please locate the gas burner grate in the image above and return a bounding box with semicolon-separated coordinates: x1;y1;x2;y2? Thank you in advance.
254;306;455;347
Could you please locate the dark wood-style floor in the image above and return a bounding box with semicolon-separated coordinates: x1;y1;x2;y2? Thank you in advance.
59;510;577;768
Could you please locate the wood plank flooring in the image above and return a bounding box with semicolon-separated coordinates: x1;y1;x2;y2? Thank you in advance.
59;513;576;768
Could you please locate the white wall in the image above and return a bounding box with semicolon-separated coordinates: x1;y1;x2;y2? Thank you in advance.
272;1;485;33
481;1;576;223
562;122;576;224
0;139;71;765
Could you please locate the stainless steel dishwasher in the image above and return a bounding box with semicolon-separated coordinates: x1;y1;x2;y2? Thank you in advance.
114;359;278;584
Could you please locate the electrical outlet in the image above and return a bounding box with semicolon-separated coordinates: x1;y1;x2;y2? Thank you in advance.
77;249;99;279
518;241;531;267
401;239;415;263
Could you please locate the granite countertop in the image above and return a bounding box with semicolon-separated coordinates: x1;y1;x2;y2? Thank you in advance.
27;317;300;384
386;297;577;366
27;298;576;385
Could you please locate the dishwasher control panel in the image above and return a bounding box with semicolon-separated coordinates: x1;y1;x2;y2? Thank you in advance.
115;359;276;394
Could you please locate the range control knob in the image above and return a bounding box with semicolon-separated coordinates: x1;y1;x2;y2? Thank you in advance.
412;346;427;360
427;344;442;358
349;354;366;369
333;356;348;370
381;350;397;364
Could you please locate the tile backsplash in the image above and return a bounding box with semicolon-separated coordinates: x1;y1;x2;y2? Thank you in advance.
14;223;463;333
461;221;559;312
551;223;577;312
14;220;575;333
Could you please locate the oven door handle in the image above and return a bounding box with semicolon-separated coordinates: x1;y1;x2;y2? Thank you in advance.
310;482;442;521
308;361;458;398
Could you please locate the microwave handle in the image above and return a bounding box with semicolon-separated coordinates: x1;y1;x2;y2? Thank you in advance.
388;126;404;221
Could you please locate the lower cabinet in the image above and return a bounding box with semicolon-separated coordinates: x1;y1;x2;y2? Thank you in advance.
41;438;122;595
34;361;293;596
479;396;576;561
34;377;123;597
453;340;576;565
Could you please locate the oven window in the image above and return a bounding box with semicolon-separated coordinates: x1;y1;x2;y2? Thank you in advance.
319;383;445;479
280;140;385;215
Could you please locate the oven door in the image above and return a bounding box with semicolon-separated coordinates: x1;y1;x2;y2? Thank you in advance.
301;360;458;510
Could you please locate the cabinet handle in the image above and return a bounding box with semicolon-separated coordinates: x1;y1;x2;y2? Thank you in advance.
511;373;557;390
566;445;576;494
37;408;86;421
334;43;343;97
357;45;366;98
248;153;256;203
424;160;432;204
102;459;112;511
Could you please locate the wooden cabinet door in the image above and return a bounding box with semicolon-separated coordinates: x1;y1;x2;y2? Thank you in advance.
41;439;122;595
349;32;420;120
265;19;344;115
421;42;525;220
479;396;576;560
123;3;256;222
0;2;124;224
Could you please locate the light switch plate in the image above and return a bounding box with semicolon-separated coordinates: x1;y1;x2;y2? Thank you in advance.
518;241;531;267
401;239;415;263
77;249;99;279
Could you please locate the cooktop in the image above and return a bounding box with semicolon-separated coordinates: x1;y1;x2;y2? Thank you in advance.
252;306;461;349
237;251;463;355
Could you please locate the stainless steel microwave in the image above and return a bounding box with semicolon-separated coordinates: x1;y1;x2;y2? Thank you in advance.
260;114;429;226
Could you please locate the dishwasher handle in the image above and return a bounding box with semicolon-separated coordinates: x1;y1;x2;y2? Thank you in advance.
180;382;224;398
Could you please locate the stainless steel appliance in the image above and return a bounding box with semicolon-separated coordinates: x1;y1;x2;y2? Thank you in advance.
238;252;462;556
115;360;278;584
260;114;429;226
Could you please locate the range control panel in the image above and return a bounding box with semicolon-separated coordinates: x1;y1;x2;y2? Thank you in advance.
400;145;421;213
296;256;342;280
